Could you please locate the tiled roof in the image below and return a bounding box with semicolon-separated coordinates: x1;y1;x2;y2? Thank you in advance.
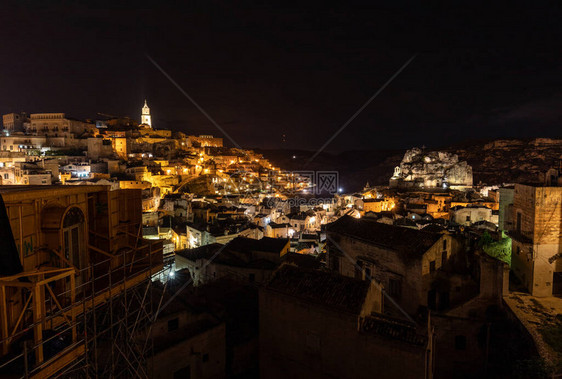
327;215;441;257
266;265;369;314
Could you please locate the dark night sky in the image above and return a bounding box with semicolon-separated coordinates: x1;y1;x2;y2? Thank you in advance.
1;1;562;152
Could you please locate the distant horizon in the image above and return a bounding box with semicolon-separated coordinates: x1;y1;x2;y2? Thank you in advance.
3;3;562;151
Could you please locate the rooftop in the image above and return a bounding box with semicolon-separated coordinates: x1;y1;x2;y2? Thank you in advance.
176;239;283;270
266;265;369;314
281;253;322;270
328;215;442;257
0;185;109;201
228;236;289;254
175;243;223;262
504;292;562;367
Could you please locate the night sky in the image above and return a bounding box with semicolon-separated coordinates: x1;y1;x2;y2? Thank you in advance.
2;2;562;152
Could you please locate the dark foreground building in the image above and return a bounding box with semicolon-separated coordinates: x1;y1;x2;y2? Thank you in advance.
260;265;432;379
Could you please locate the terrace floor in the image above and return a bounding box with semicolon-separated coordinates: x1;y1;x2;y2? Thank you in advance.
504;292;562;366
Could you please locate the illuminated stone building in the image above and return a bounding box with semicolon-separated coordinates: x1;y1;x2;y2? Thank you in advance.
140;99;152;128
28;113;92;137
510;184;562;296
0;185;164;377
188;135;224;148
2;112;29;132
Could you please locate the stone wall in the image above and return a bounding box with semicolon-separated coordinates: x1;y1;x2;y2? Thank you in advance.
259;289;428;379
511;185;562;296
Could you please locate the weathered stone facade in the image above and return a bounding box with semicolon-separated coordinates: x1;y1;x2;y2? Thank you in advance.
390;147;473;189
510;184;562;296
259;266;430;379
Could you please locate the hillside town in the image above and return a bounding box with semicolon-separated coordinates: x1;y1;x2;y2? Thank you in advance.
0;102;561;379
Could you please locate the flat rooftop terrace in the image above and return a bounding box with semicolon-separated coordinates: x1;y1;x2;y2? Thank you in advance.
504;292;562;367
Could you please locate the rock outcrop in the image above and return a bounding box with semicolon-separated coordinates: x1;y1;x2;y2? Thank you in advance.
390;148;473;189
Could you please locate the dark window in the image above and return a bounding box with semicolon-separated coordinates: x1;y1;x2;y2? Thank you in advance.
442;239;447;250
174;365;191;379
355;260;363;280
167;318;179;332
330;256;340;272
442;251;447;265
388;278;402;298
202;353;209;362
516;213;522;233
439;291;450;310
465;215;471;222
455;335;467;350
428;289;437;310
429;260;436;273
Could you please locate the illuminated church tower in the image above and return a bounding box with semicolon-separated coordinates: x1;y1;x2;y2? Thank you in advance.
141;99;152;128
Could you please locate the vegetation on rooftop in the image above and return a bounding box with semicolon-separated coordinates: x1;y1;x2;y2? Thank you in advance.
479;231;512;266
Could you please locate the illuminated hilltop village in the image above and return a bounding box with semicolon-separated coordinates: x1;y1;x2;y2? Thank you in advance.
0;103;561;379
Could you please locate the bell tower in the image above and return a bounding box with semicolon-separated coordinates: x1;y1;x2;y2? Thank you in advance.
141;100;152;128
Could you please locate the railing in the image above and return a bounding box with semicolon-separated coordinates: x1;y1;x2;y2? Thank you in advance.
0;240;164;378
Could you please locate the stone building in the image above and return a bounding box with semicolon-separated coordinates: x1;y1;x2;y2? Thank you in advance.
175;237;290;286
28;113;92;137
510;184;562;296
0;185;163;376
450;205;497;226
87;137;114;159
188;135;224;148
140;99;152;128
11;162;52;185
498;186;515;231
144;285;226;379
390;147;473;189
2;112;29;132
326;215;511;378
327;215;462;315
259;265;432;379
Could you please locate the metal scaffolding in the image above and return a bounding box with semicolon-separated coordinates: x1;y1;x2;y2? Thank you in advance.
0;236;171;379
